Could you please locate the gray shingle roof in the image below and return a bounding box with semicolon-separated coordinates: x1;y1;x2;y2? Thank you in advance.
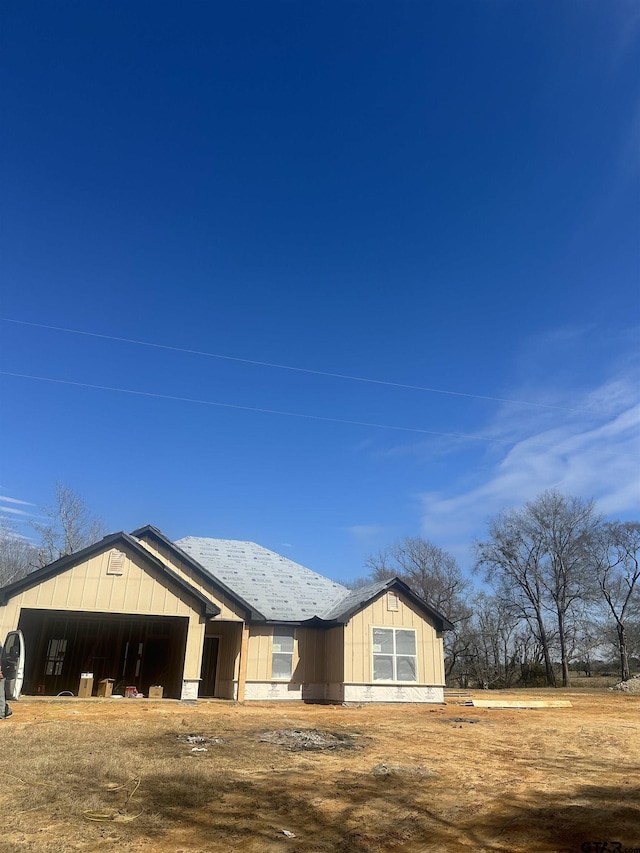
176;537;350;622
320;580;391;621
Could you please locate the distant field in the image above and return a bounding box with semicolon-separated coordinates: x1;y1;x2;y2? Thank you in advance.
1;690;638;853
562;674;622;688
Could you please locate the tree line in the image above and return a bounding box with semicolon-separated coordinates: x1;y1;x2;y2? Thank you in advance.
362;491;639;687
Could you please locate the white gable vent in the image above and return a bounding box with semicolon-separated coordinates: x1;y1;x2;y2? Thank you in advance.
386;591;399;611
107;549;126;576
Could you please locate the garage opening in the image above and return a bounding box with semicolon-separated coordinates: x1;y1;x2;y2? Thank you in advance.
17;609;188;699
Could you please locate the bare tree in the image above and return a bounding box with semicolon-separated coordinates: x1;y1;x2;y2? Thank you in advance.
31;483;106;566
624;619;640;670
366;536;469;620
530;491;601;687
475;509;557;686
477;491;601;687
463;593;522;688
567;602;607;678
586;521;640;681
342;575;377;590
0;520;38;586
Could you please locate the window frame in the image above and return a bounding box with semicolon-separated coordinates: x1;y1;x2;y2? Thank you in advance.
371;626;418;683
271;627;295;680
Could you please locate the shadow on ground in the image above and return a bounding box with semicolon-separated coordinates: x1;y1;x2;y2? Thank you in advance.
133;765;640;853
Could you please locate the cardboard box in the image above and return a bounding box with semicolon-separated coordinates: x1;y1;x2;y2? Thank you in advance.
148;685;163;699
78;673;94;698
97;679;114;698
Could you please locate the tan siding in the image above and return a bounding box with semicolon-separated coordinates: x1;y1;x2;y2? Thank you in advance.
0;598;21;640
324;626;344;682
343;591;444;685
1;548;198;619
136;536;246;621
296;628;325;682
246;625;272;681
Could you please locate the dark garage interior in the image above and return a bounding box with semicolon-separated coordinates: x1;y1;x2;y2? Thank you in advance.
17;609;188;699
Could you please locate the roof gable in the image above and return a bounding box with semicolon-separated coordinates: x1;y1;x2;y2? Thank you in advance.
322;577;455;631
0;532;220;618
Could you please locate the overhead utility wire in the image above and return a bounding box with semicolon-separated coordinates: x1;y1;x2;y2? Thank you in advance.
0;370;518;445
0;317;597;414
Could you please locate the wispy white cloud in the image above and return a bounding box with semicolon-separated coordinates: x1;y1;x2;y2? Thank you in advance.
0;493;38;525
0;495;34;506
419;373;640;565
0;505;33;517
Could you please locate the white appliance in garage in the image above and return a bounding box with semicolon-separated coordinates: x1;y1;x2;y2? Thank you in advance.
2;630;25;700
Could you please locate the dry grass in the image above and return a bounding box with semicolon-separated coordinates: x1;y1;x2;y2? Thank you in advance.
0;691;638;852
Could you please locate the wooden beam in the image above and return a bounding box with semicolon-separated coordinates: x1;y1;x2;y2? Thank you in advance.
236;623;249;703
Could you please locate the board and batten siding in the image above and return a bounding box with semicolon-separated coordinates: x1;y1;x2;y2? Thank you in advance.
343;592;445;685
296;628;325;683
0;547;199;626
246;625;275;681
324;626;345;683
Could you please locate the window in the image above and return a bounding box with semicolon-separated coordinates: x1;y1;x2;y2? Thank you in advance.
372;627;417;682
44;639;67;676
272;628;295;679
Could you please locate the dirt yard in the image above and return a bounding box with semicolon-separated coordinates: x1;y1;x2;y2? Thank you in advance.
1;690;638;853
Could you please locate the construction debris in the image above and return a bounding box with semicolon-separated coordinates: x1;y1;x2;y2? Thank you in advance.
371;763;436;779
177;734;224;745
260;729;359;751
610;674;640;693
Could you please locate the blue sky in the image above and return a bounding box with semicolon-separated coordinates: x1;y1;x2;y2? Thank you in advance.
1;2;638;581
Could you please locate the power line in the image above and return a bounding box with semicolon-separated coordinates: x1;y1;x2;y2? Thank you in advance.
0;317;600;414
0;370;519;445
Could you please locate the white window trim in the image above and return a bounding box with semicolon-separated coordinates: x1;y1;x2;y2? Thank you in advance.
270;628;295;681
371;626;418;683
